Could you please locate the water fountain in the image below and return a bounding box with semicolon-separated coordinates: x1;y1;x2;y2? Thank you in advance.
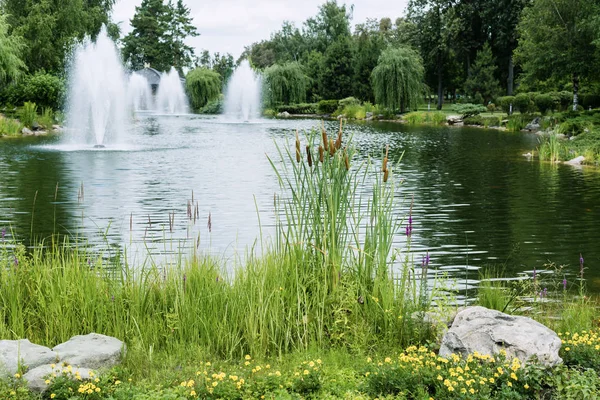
155;67;189;114
128;73;154;111
65;26;130;147
223;60;262;121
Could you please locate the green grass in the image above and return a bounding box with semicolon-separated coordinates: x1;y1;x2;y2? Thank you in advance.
0;115;23;136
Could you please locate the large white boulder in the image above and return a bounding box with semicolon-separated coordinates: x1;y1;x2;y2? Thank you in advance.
0;340;57;378
439;306;562;367
52;333;125;369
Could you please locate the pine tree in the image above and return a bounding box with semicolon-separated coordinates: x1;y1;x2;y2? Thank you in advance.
166;0;199;73
463;43;500;104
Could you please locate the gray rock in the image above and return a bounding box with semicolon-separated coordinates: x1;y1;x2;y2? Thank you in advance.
31;122;40;131
525;117;541;132
565;156;585;166
277;111;290;118
365;112;374;120
53;333;125;369
24;364;94;393
0;340;57;378
52;125;62;132
446;115;462;125
22;127;33;136
439;306;562;367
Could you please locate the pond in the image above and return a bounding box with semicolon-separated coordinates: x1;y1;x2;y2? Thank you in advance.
0;115;599;292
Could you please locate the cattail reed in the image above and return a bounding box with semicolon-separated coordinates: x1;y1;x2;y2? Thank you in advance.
322;122;329;151
344;150;349;170
329;138;335;156
306;145;313;167
208;212;212;233
335;120;343;149
295;131;301;163
382;145;389;172
319;145;324;163
383;168;389;183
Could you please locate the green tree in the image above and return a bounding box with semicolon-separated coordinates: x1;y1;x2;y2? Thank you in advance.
0;14;26;85
372;47;424;112
516;0;600;111
164;0;198;73
185;68;221;110
353;19;386;102
464;43;500;104
320;36;355;100
211;53;235;85
2;0;116;73
263;62;308;107
304;0;353;53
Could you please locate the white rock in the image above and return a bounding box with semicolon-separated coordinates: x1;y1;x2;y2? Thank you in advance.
53;333;125;369
565;156;585;166
0;340;57;378
446;115;462;125
24;364;94;393
22;127;33;136
439;306;562;367
277;111;290;118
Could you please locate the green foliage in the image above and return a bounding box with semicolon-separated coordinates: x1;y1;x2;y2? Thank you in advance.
372;47;424;112
464;116;501;127
0;14;26;85
534;93;554;114
317;100;339;114
464;43;501;103
403;111;446;125
122;0;198;73
199;96;223;114
320;36;355;100
275;103;317;115
558;118;593;137
263;62;308;107
38;107;54;129
582;94;600;110
451;103;487;119
553;367;600;400
2;0;115;73
19;101;37;128
506;115;528;132
499;96;516;113
1;72;65;110
185;68;221;111
514;93;533;113
338;97;360;108
0;115;22;136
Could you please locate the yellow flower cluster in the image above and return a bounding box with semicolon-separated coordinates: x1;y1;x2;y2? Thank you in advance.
77;382;101;394
559;330;600;351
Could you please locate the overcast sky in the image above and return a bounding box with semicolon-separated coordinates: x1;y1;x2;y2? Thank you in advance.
111;0;410;58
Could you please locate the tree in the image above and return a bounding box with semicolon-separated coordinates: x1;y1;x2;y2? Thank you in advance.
320;36;355;100
0;14;26;85
165;0;198;73
263;62;308;107
211;53;235;85
516;0;600;111
185;68;221;110
304;0;353;53
371;47;424;112
2;0;116;73
464;43;500;104
353;19;386;102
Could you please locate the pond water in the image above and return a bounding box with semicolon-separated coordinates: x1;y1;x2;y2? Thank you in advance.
1;115;599;293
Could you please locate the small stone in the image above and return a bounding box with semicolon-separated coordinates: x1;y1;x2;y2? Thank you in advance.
53;333;125;370
24;364;94;393
276;111;290;118
22;127;33;136
565;156;585;166
446;115;462;125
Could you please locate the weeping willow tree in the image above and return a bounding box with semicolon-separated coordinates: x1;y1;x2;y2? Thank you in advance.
0;14;26;85
371;47;424;113
263;62;308;107
185;68;222;110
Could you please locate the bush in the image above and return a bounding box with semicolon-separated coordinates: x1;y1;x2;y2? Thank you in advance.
464;116;501;127
342;104;366;119
498;96;515;113
185;68;222;110
582;94;600;110
451;103;487;118
507;115;528;132
558;118;593;137
317;100;339;114
514;93;534;113
550;91;573;111
487;103;496;113
275;103;317;114
0;116;22;136
199;96;223;114
1;72;65;110
338;97;360;108
535;93;555;114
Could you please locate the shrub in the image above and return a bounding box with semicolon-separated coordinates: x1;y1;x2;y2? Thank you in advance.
342;104;366;119
514;93;534;113
507;115;528;132
451;103;487;118
464;116;501;127
551;91;573;111
37;107;54;129
498;96;515;113
463;115;483;125
582;94;600;110
275;103;317;114
487;103;496;113
199;96;223;114
338;97;360;108
1;72;65;110
0;116;22;136
535;93;555;114
558;118;593;137
429;111;446;125
403;111;426;124
19;101;37;128
317;100;339;114
185;68;222;110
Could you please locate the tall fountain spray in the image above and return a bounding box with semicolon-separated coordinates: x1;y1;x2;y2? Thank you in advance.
223;60;262;121
128;73;154;111
155;67;189;114
65;27;130;147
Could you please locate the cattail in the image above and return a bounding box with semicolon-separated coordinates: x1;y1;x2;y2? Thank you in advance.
306;145;313;167
321;122;329;151
335;129;342;150
319;145;324;163
329;138;335;156
383;168;389;183
295;130;301;163
382;145;389;172
344;150;349;171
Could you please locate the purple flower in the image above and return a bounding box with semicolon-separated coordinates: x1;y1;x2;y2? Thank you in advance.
580;254;585;278
13;256;18;266
563;278;567;290
1;228;5;240
111;295;115;302
539;288;548;298
405;215;413;237
422;252;430;268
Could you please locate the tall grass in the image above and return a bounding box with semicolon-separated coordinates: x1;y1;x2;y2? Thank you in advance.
403;111;446;125
0;124;434;360
0;115;22;136
538;133;562;163
19;102;37;128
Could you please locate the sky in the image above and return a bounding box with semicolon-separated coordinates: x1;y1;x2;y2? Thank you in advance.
111;0;410;58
